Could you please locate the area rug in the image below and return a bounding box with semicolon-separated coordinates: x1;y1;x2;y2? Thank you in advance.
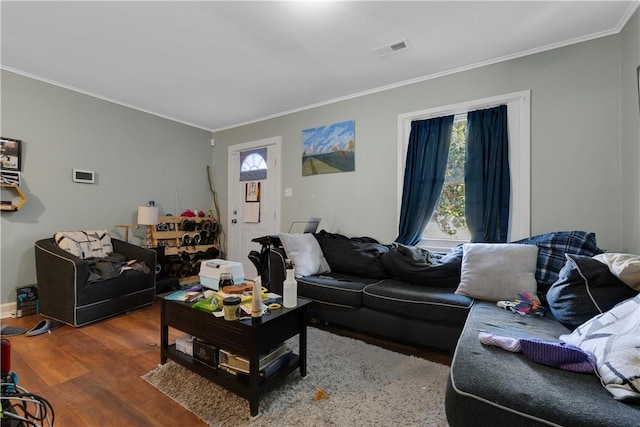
142;327;450;426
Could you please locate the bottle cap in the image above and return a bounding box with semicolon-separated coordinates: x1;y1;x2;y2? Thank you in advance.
223;296;241;306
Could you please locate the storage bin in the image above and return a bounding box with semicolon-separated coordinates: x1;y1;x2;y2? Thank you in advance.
199;259;244;290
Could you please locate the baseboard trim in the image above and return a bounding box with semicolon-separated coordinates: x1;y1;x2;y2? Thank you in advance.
1;302;17;319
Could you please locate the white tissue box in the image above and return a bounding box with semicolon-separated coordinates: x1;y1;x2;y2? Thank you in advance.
176;335;193;356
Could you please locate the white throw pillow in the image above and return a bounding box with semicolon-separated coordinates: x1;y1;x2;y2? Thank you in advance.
593;253;640;291
560;294;640;401
54;230;113;259
455;243;538;302
279;233;331;277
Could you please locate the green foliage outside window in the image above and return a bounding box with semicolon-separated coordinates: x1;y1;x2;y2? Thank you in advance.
430;120;469;238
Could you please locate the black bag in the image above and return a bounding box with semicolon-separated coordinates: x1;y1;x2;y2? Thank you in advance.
249;236;287;294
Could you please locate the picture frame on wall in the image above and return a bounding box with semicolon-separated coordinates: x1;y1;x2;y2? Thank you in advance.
301;120;355;176
0;137;22;171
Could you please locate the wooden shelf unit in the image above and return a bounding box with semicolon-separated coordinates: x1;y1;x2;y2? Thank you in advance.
151;215;218;256
1;183;27;211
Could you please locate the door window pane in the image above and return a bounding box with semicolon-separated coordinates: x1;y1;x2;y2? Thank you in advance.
240;148;267;181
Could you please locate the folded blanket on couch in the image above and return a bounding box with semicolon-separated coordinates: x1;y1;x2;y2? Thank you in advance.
86;253;150;283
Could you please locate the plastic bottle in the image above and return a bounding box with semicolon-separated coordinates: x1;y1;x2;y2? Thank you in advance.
251;277;263;319
283;259;297;308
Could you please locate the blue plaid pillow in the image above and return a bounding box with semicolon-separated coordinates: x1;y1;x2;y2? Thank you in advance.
513;231;604;289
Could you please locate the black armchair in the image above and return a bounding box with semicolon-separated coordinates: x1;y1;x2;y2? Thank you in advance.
34;237;156;327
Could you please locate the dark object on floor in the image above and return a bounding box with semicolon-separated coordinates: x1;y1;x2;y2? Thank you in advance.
16;284;39;317
156;277;181;294
26;319;64;337
0;325;27;337
249;235;287;291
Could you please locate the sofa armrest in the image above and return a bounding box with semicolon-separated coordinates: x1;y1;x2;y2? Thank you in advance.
35;238;90;324
111;239;156;271
35;238;90;283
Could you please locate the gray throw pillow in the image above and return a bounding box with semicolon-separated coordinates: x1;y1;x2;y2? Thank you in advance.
455;243;538;302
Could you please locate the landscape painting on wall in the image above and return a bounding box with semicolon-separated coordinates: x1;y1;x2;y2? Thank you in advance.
302;120;355;176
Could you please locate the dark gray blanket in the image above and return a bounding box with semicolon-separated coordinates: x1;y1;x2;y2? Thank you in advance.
381;244;463;287
86;253;150;283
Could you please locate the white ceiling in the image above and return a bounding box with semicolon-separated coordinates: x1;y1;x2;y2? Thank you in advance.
1;1;637;132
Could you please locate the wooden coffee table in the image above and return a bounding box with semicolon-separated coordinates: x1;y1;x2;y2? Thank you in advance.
160;297;311;416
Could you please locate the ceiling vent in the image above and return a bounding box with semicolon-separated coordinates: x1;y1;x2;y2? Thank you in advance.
373;39;408;57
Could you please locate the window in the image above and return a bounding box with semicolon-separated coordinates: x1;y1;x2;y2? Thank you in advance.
423;115;471;245
397;91;530;251
240;148;267;181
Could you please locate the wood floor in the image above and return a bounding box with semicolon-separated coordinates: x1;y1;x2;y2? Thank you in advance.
1;299;451;426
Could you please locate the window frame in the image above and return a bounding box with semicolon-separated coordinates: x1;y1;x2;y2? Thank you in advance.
397;90;531;251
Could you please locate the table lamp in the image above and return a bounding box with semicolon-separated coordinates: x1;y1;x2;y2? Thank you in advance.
137;205;159;247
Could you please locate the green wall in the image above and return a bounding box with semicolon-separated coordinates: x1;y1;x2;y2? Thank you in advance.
620;8;640;255
214;24;638;254
0;71;213;306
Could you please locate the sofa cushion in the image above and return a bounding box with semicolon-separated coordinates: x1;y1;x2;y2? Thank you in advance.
446;301;640;427
363;279;472;325
296;273;378;308
546;254;637;329
513;231;604;291
54;230;113;259
278;232;330;277
593;253;640;291
380;244;462;287
455;243;538;302
314;230;389;279
561;294;640;401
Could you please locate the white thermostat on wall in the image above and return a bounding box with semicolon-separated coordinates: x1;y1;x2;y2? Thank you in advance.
72;169;95;184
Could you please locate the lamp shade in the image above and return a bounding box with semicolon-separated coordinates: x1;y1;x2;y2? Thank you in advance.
137;206;159;226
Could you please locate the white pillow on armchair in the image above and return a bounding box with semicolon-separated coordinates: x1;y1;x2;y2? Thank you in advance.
54;230;113;259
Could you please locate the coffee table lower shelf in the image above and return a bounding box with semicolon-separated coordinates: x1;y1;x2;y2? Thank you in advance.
165;344;301;399
160;297;311;416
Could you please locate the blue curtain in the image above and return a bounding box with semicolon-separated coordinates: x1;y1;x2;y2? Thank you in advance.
396;115;454;245
465;105;510;243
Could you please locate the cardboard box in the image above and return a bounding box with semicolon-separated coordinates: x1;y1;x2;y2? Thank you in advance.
218;342;287;374
175;335;193;356
16;284;38;318
199;259;244;290
193;340;218;369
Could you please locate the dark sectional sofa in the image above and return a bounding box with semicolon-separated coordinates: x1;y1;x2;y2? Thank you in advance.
267;231;472;353
295;272;472;353
263;230;639;425
446;300;640;426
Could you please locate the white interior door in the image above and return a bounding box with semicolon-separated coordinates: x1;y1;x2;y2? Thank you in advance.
228;136;281;278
